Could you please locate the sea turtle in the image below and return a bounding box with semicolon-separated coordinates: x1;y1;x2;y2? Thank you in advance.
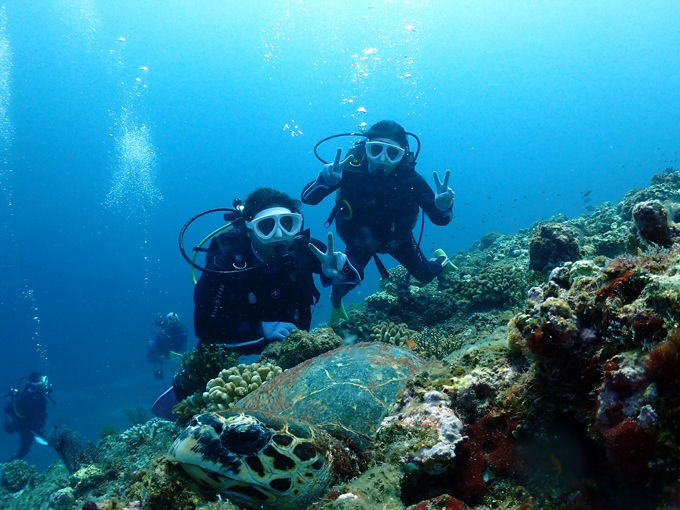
167;342;426;510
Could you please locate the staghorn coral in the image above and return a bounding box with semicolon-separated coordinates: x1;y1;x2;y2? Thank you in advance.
413;326;463;359
203;362;283;412
0;459;37;492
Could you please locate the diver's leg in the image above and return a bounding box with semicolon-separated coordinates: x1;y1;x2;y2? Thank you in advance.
391;234;448;284
10;427;33;461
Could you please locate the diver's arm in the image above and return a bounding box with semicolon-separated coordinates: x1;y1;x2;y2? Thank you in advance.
301;148;350;204
301;174;340;205
309;233;361;287
416;173;453;226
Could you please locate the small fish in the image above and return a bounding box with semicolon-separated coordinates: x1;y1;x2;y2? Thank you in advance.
583;197;591;203
582;190;592;198
405;339;417;348
585;205;596;211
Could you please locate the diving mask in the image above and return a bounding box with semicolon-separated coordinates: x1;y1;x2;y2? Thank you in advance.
246;207;303;243
365;139;406;169
30;375;52;394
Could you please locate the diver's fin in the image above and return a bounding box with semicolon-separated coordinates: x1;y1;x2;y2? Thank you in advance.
152;387;179;421
31;431;48;446
434;249;457;276
330;301;349;325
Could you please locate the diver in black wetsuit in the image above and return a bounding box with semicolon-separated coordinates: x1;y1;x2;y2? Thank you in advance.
147;312;189;366
3;372;53;461
301;120;456;324
144;187;362;412
193;187;359;356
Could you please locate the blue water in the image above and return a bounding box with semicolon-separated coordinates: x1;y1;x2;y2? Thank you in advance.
1;0;678;470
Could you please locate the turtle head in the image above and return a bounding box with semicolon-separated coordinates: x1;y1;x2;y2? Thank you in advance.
168;411;334;510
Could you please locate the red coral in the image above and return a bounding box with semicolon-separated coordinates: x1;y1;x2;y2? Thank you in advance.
645;328;680;387
631;313;666;344
409;494;467;510
595;270;646;304
602;359;619;376
526;321;574;359
446;413;522;503
602;418;656;477
447;440;486;502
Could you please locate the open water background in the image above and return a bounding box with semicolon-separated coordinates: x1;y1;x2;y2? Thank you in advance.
0;0;679;470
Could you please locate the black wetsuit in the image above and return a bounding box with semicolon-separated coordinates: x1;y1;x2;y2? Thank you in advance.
193;227;326;356
147;321;189;365
3;386;47;461
301;149;453;300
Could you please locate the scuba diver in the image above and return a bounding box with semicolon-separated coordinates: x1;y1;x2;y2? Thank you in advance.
152;187;360;419
302;120;456;324
4;372;54;461
147;312;189;368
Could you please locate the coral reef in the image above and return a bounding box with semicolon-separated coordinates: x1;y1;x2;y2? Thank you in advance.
260;327;342;369
203;362;283;412
172;362;282;423
377;390;465;476
0;460;37;492
370;321;417;348
119;418;178;446
173;344;239;397
528;223;580;272
46;424;98;474
633;199;674;246
9;169;680;510
311;463;405;510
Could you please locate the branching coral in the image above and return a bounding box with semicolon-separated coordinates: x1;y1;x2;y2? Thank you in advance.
413;326;463;359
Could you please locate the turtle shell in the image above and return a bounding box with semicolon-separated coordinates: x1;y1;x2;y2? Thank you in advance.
234;342;426;451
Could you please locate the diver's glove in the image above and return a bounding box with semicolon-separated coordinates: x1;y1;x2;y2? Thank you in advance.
433;169;454;211
309;232;361;285
321;148;353;185
262;322;297;342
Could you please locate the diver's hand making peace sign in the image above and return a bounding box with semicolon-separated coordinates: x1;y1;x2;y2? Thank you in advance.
321;148;353;185
433;169;455;210
309;232;358;284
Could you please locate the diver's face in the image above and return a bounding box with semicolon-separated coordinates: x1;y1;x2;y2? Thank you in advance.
366;138;405;175
247;207;299;261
